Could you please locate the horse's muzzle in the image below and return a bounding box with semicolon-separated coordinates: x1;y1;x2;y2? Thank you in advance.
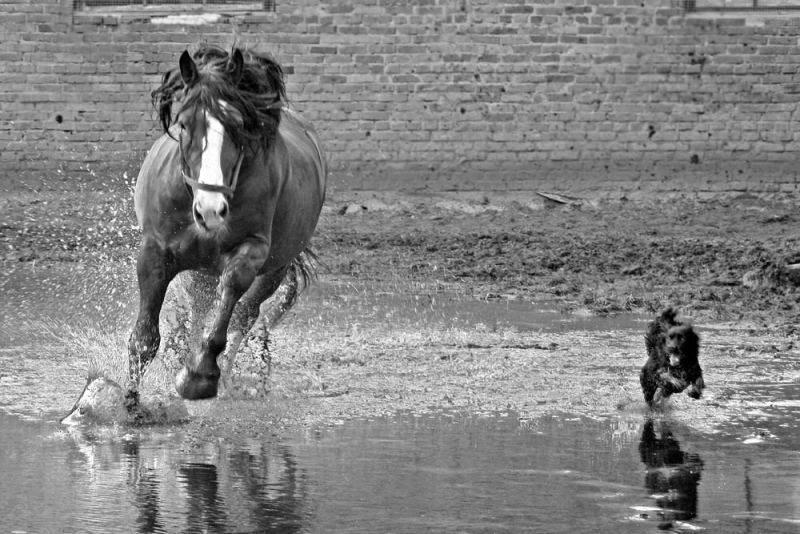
192;194;229;233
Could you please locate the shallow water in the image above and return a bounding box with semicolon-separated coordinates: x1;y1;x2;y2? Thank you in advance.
1;263;798;532
1;410;798;533
0;263;646;346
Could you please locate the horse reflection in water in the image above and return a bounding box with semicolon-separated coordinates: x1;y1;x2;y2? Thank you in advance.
65;432;307;532
129;45;326;403
638;418;704;530
180;444;305;532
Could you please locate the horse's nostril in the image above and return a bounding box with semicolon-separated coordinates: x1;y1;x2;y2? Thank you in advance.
218;203;229;218
193;205;203;222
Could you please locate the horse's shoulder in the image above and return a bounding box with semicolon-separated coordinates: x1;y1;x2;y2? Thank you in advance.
135;130;182;224
139;132;179;180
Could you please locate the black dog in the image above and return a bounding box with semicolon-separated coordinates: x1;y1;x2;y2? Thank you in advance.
640;308;704;406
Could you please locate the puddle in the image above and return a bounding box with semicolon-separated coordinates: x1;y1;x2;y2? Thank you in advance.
0;263;646;348
281;279;649;334
1;263;798;531
1;411;798;533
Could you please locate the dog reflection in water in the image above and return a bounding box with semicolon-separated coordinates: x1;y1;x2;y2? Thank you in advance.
62;374;188;426
638;418;704;530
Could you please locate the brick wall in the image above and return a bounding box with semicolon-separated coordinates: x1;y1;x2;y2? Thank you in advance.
2;0;800;196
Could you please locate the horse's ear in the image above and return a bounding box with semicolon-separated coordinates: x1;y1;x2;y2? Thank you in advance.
179;50;198;85
229;48;244;84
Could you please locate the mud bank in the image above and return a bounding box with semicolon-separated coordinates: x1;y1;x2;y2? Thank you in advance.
3;188;799;324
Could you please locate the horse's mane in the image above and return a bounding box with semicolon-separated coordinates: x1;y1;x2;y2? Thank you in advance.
152;44;286;152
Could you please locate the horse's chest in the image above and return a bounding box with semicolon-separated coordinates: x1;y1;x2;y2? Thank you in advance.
168;227;247;272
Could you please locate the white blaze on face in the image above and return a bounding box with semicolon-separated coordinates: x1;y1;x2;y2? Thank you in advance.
199;113;226;188
192;111;229;230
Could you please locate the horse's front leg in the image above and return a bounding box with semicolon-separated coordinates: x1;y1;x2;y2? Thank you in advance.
175;238;269;400
127;239;177;406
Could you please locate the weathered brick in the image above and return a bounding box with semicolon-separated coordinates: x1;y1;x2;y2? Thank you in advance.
1;1;800;195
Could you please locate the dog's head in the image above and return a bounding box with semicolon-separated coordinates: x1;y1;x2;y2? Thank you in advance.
666;324;699;367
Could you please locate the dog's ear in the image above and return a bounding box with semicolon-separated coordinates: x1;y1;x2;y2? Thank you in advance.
683;327;700;359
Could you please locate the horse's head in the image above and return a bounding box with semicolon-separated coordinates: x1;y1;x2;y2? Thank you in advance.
153;46;285;233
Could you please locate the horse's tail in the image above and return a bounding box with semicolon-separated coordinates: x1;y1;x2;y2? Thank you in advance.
291;246;319;292
261;247;318;329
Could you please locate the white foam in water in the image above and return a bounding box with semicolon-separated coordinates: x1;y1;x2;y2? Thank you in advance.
630;505;666;513
672;521;704;531
62;375;188;426
741;429;777;444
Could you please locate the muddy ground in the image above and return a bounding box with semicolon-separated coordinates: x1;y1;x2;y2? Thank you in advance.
4;186;798;324
1;186;799;437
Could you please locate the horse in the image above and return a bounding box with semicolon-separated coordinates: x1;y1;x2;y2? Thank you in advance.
128;45;326;403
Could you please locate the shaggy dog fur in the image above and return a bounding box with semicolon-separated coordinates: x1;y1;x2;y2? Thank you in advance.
640;308;704;406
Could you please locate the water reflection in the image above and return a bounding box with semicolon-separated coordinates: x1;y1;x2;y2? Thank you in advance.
214;443;305;532
123;439;165;533
61;429;309;533
3;411;800;533
638;418;704;529
179;463;227;533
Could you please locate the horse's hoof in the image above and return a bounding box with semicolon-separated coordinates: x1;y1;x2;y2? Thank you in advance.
124;389;140;411
175;367;219;400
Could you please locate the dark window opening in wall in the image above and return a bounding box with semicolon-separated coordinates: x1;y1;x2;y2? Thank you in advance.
73;1;276;13
683;1;800;11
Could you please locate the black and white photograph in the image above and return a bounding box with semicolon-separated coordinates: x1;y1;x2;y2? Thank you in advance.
1;1;798;532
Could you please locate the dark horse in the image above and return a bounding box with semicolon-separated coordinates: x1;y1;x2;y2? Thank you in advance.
129;45;326;402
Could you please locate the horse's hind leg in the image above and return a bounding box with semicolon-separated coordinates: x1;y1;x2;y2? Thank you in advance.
218;268;288;395
259;264;300;332
256;266;300;378
224;267;300;396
